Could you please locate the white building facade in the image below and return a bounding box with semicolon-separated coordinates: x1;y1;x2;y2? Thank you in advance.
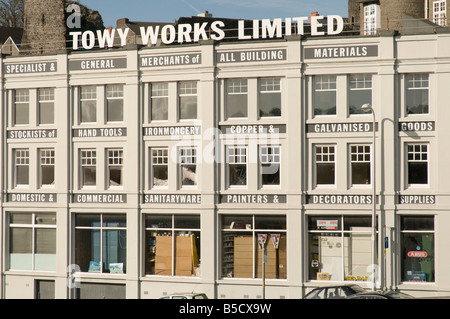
0;29;450;299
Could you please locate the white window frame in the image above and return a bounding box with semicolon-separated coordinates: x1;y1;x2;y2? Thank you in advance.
364;4;380;35
226;146;248;188
150;147;169;189
405;73;430;115
80;149;97;189
226;79;248;119
13;89;29;126
178;81;198;120
106;84;124;123
150;82;169;122
38;88;55;125
79;86;97;124
314;145;336;187
406;143;429;187
433;0;446;26
178;147;198;188
259;146;281;188
349;144;372;187
313;75;337;116
107;149;124;189
14;149;30;188
40;149;55;188
259;78;282;118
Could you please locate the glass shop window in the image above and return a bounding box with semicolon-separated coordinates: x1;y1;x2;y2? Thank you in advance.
401;216;434;283
308;216;376;282
9;213;56;271
221;215;287;279
74;214;127;274
144;214;200;277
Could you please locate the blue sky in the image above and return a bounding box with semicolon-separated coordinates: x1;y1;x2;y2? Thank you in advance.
79;0;348;28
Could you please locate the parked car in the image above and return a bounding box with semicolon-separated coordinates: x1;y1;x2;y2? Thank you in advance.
346;290;414;299
303;284;365;299
159;293;208;299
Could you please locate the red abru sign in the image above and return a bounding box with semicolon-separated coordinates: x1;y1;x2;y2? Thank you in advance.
407;251;428;258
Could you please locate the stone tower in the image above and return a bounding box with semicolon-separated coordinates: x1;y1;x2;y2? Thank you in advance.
348;0;425;34
21;0;67;55
20;0;105;55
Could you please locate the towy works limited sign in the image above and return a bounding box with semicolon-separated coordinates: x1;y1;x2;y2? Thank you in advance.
69;15;345;50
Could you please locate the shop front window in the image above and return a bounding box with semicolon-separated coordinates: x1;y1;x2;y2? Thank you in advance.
144;214;200;277
401;216;434;283
221;215;286;279
75;214;127;274
308;216;376;282
9;213;56;271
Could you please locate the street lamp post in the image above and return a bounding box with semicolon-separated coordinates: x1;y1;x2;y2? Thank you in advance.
361;103;377;291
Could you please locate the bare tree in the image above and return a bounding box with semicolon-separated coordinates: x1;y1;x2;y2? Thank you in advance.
0;0;24;28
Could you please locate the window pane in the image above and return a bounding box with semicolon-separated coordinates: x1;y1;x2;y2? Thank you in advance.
352;163;371;185
227;94;248;118
261;163;280;185
349;90;372;115
222;215;253;230
39;102;54;125
153;165;168;187
76;214;100;227
229;164;246;186
41;165;55;186
181;165;197;186
408;162;428;184
107;99;123;122
109;167;123;187
102;230;127;273
151;97;168;121
179;96;197;120
259;92;281;117
15;103;29;125
317;163;335;185
35;214;57;225
145;215;172;228
102;215;127;228
35;229;56;254
81;101;96;123
401;233;434;282
10;228;32;270
10;213;32;224
255;216;286;230
16;166;29;185
75;229;100;272
83;167;96;186
401;216;434;231
174;215;200;229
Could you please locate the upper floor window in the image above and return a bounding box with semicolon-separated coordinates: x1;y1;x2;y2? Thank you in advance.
260;146;280;186
350;145;371;186
150;148;169;188
179;82;197;120
433;0;446;26
313;75;336;116
80;149;96;187
80;86;97;123
40;149;55;187
14;149;30;187
259;78;281;117
107;149;123;188
405;74;429;115
150;83;169;121
226;79;248;118
349;74;372;115
364;4;380;35
227;146;247;187
407;144;429;185
14;89;29;126
106;85;124;122
315;145;336;186
179;147;197;186
38;88;54;125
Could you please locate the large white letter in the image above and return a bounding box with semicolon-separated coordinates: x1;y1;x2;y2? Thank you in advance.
161;25;176;44
238;20;251;40
211;21;225;40
327;15;344;35
82;31;96;50
311;15;325;36
117;28;130;46
194;22;209;42
70;31;82;49
178;23;192;43
97;29;116;48
140;26;160;46
261;18;283;39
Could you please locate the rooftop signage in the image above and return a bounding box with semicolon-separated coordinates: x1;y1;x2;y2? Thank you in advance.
69;15;344;50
